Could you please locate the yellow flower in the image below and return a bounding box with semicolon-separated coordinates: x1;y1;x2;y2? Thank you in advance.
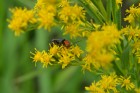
58;4;72;23
58;1;85;23
85;82;105;93
30;48;43;62
31;48;55;68
122;26;139;41
37;5;56;30
85;73;119;93
126;4;139;15
41;51;55;68
82;54;100;71
95;52;114;68
8;7;36;36
124;14;134;23
64;23;82;38
70;45;83;57
58;0;69;7
71;4;85;21
84;24;121;70
87;24;120;52
34;0;57;10
49;44;60;56
99;73;119;92
124;4;140;24
58;47;75;69
119;76;135;90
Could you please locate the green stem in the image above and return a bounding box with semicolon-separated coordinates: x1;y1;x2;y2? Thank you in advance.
106;0;112;23
116;6;122;29
112;0;117;24
79;0;104;24
15;71;40;83
91;0;108;21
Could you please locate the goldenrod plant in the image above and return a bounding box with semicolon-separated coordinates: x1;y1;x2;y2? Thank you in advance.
7;0;140;93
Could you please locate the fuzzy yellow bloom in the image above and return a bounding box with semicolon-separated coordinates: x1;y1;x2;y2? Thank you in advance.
85;82;105;93
31;44;83;69
8;7;36;36
71;45;83;57
99;73;119;92
64;23;82;38
31;49;55;68
85;73;119;93
30;48;43;63
87;24;120;53
124;4;140;24
71;4;85;21
58;0;69;7
37;5;56;30
58;47;75;69
83;54;101;71
95;52;114;68
122;26;139;41
124;14;134;23
34;0;57;10
82;55;93;71
58;0;85;23
49;44;60;56
119;76;135;90
58;3;72;23
126;4;139;15
84;24;121;71
41;51;55;68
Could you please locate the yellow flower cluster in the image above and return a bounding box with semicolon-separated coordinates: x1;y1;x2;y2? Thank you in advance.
122;26;140;41
122;26;140;63
34;0;57;30
58;0;85;23
83;24;121;71
8;7;36;36
85;73;135;93
124;3;140;24
8;0;86;38
118;76;135;90
31;44;83;69
58;0;86;38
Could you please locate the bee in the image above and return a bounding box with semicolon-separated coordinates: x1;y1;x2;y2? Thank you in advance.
51;38;70;48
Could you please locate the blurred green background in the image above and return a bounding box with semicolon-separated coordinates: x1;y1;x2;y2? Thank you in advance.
0;0;140;93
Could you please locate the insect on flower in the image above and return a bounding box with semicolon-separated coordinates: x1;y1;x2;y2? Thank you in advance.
51;38;70;48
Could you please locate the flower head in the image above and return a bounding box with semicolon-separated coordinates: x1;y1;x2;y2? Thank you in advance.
49;44;60;56
58;47;75;69
30;48;43;63
84;24;121;71
31;49;55;68
85;82;105;93
8;7;36;36
99;73;119;92
41;51;55;68
37;5;56;30
70;45;83;57
85;73;119;93
119;76;135;90
58;0;85;23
